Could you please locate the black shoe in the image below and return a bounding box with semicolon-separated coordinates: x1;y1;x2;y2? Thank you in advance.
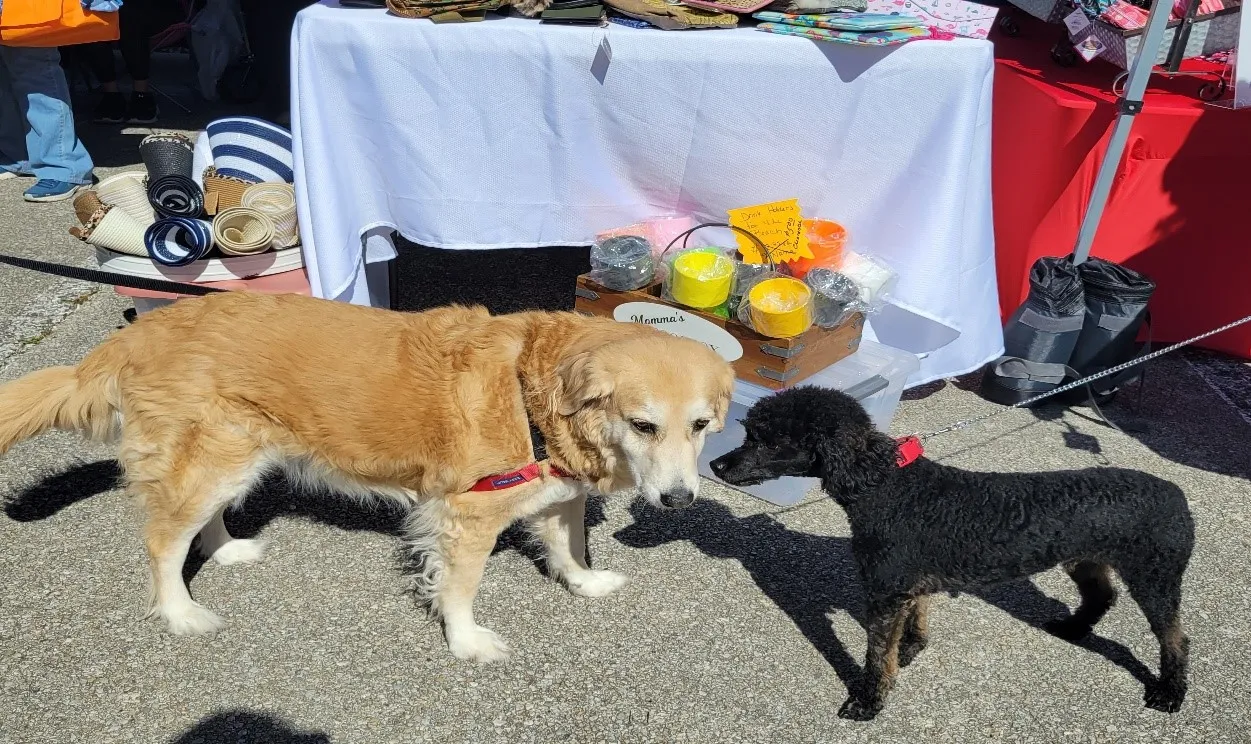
127;92;158;124
91;92;127;124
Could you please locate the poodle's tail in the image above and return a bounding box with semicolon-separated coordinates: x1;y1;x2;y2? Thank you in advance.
0;358;121;457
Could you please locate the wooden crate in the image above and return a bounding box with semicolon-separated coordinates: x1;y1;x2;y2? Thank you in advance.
574;274;863;390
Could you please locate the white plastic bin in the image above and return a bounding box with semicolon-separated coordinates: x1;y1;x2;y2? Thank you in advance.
699;339;919;506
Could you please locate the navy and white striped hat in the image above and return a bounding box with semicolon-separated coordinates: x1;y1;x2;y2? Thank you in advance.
204;117;295;184
144;217;214;267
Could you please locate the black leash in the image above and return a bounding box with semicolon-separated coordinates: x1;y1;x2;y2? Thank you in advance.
0;252;227;296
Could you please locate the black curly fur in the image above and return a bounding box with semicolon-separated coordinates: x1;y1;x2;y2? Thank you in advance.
709;386;1194;721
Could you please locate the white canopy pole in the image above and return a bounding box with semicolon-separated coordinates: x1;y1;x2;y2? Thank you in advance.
1072;0;1175;264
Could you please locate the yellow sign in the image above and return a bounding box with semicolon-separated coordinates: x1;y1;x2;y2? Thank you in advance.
727;199;811;265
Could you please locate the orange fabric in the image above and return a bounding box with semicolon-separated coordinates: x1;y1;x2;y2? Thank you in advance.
0;0;120;47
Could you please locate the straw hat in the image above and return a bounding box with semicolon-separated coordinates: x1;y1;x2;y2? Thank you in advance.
241;182;299;248
145;217;214;267
84;205;150;258
147;174;205;219
213;207;276;256
204;117;294;184
139;133;195;181
96;171;156;226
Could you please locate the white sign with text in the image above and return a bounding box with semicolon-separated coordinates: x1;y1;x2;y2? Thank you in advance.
613;302;745;362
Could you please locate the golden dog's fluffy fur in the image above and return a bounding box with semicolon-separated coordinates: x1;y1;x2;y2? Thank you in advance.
0;292;733;662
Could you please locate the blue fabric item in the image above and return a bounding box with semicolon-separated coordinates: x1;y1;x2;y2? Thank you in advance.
84;0;125;10
205;116;295;184
0;46;95;185
145;218;214;266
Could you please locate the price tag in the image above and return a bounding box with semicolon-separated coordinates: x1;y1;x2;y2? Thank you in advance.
1075;33;1106;62
1064;8;1091;34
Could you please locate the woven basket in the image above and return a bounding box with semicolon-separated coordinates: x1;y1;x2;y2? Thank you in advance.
387;0;502;17
1069;4;1243;70
202;166;257;215
605;0;737;27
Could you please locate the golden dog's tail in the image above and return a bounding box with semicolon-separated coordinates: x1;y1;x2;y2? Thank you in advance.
0;362;119;457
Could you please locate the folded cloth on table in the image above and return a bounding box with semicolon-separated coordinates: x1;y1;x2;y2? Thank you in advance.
96;171;155;226
756;20;936;43
139;133;195;181
204;116;295;184
682;0;772;15
212;207;276;256
605;0;737;28
145;217;215;267
1100;0;1149;28
753;10;923;29
202;166;257;215
765;0;866;13
81;205;150;257
241;183;299;248
148;174;205;219
386;0;503;18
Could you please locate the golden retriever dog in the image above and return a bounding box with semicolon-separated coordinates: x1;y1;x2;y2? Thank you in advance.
0;292;733;662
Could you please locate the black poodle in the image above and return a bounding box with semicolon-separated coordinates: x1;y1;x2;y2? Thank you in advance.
709;387;1194;721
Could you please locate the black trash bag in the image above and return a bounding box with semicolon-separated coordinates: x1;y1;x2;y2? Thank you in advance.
980;255;1086;406
1064;256;1155;399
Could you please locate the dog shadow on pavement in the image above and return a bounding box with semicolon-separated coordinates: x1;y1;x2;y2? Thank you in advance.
4;460;610;588
168;709;329;744
614;498;1156;694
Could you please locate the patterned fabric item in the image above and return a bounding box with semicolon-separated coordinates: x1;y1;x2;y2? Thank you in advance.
607;12;653;25
756;20;933;43
754;10;922;28
144;217;214;266
203;117;295;184
84;0;124;9
765;0;867;14
1100;0;1148;28
147;174;205;219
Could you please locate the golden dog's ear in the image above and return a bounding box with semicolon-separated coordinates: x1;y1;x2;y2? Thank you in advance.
556;350;614;416
710;364;735;432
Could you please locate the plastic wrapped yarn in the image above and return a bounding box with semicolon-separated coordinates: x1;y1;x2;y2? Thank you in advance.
840;250;897;309
746;276;814;338
806;268;861;328
665;248;736;310
589;235;656;290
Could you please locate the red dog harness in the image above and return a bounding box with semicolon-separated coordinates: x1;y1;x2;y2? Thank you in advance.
469;423;576;492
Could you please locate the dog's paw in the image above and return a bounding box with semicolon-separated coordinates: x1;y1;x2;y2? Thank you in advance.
1144;682;1186;713
565;569;629;598
898;638;928;668
837;697;881;722
206;538;268;566
1044;617;1093;642
447;625;512;664
161;603;227;636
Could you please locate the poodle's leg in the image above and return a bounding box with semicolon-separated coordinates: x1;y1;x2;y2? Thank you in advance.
839;595;910;722
897;596;930;668
1047;561;1117;640
529;493;627;598
1121;567;1188;713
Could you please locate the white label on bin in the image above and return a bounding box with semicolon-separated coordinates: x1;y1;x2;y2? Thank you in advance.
1063;8;1090;35
613;302;744;362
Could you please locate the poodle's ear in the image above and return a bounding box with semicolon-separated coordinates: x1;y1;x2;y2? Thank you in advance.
813;428;898;501
556;350;614;416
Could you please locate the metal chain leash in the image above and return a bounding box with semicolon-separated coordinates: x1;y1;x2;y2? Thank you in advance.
913;312;1251;442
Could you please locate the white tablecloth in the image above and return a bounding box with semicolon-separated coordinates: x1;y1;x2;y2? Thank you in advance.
291;2;1003;386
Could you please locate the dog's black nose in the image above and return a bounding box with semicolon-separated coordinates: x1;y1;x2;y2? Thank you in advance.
660;488;695;508
710;457;729;478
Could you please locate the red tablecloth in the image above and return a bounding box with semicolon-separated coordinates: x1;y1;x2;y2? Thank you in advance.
992;19;1251;358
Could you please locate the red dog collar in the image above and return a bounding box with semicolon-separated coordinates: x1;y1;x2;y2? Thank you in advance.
469;462;574;492
895;436;924;468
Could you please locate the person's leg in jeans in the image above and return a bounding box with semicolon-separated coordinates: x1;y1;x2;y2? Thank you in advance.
0;46;94;201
